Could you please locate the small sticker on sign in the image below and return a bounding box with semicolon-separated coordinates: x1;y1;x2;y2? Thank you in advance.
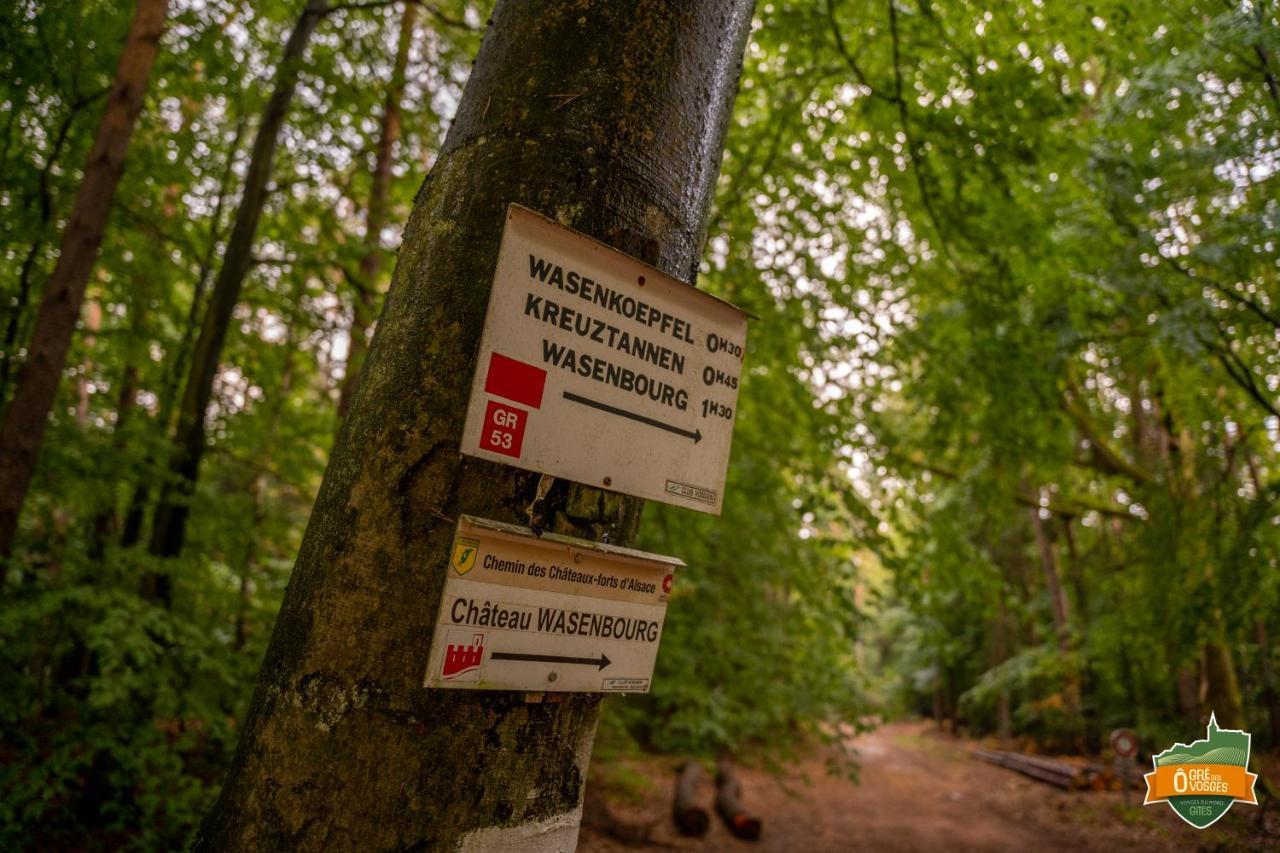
665;480;717;505
602;678;650;692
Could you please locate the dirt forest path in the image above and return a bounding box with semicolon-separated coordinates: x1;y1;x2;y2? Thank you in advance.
579;721;1272;852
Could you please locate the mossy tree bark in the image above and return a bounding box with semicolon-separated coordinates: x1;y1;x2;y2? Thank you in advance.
197;1;754;849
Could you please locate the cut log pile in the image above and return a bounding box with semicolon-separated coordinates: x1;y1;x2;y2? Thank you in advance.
716;758;763;841
670;758;763;840
673;761;710;836
972;749;1144;791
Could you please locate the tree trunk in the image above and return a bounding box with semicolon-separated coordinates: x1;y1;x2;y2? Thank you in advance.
0;0;168;556
146;0;326;578
1175;659;1201;728
74;298;103;426
1203;637;1246;731
88;349;140;557
337;2;418;423
235;304;299;650
196;1;753;848
0;87;108;411
1030;504;1082;745
119;112;247;550
1257;618;1280;748
1029;507;1071;650
994;597;1012;745
1061;517;1088;624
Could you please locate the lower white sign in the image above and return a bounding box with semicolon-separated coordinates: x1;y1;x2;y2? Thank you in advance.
424;515;682;693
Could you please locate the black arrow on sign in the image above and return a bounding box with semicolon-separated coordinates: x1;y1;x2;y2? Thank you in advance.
562;391;701;443
490;650;612;670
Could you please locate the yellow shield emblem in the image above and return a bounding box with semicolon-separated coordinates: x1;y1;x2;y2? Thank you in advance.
451;537;479;575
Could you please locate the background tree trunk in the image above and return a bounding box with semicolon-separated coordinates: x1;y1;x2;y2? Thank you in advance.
1203;636;1246;731
119;112;247;550
0;87;109;409
146;0;325;580
1175;659;1202;728
1029;507;1071;649
196;0;754;848
1029;504;1083;747
993;597;1012;745
337;2;418;423
1257;618;1280;748
0;0;168;556
87;317;141;557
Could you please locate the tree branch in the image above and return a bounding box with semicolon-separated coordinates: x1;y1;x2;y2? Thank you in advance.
825;0;899;103
1163;253;1280;332
1062;380;1157;487
886;0;959;271
900;455;1135;521
322;0;475;31
1199;328;1280;422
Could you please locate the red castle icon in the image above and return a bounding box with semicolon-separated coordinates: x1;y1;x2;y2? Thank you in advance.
442;632;486;680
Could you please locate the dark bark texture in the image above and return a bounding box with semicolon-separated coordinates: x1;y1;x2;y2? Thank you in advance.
148;0;325;570
0;0;168;556
197;0;754;849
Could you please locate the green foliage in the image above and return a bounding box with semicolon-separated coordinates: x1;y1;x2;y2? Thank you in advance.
958;645;1082;744
790;0;1280;749
3;0;1280;845
1;0;482;845
0;549;263;850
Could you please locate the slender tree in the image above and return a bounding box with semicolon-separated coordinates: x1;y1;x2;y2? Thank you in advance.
147;0;328;578
337;2;419;422
119;111;248;549
197;0;755;847
0;0;169;556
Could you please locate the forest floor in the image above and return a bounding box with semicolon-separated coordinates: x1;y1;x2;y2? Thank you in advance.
580;720;1277;852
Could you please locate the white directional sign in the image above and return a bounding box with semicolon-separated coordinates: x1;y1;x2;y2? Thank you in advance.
424;516;682;694
461;205;748;514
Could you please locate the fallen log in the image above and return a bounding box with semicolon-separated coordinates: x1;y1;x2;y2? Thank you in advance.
972;749;1084;790
1009;753;1086;774
716;758;762;841
673;761;710;836
974;749;1152;793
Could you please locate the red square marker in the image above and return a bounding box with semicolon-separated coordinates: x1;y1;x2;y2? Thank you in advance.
479;400;527;458
485;353;546;409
